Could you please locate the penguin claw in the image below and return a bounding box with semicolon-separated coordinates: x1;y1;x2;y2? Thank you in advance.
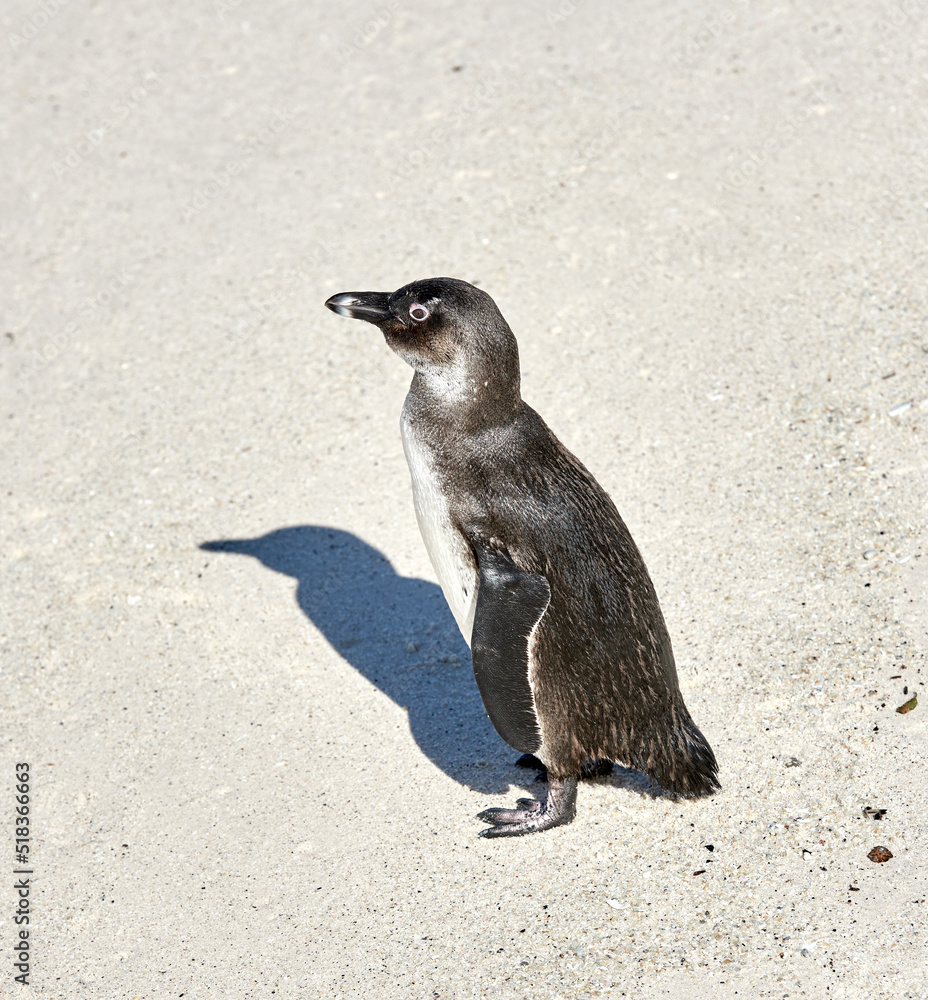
476;776;578;838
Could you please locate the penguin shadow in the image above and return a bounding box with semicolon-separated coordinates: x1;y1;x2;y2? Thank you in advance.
599;763;668;801
200;525;533;795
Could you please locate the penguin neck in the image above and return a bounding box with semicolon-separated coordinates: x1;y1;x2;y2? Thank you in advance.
408;361;522;431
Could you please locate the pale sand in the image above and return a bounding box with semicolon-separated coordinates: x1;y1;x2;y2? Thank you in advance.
2;1;926;997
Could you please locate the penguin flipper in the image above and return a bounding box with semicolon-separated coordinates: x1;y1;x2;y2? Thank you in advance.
470;541;550;755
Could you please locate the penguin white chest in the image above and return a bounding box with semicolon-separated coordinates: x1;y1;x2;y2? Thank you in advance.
400;413;478;647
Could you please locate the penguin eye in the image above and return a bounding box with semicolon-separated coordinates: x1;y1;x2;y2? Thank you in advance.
409;303;429;322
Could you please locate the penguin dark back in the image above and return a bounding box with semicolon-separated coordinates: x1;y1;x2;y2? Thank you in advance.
325;277;719;838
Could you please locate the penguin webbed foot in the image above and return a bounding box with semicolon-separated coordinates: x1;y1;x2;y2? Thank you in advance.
477;776;578;838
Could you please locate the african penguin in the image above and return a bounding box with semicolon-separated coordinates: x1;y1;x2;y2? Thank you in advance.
325;278;719;837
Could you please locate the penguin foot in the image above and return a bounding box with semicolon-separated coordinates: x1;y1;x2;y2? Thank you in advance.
477;776;578;838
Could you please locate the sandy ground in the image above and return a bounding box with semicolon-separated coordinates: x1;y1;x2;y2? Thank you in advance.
2;1;927;997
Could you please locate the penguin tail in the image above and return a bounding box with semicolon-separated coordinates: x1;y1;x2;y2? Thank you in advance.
637;702;720;798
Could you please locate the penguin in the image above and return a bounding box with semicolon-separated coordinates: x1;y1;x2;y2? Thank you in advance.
325;278;719;837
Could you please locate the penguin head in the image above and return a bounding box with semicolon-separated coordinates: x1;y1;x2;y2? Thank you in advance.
325;278;520;405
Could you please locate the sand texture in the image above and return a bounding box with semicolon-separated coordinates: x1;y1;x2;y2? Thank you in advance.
2;1;926;997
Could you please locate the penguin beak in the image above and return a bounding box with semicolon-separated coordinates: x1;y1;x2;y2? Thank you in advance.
325;291;392;325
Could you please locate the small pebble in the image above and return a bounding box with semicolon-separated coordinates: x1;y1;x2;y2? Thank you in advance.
784;757;802;767
862;549;878;559
406;642;419;653
867;846;893;863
